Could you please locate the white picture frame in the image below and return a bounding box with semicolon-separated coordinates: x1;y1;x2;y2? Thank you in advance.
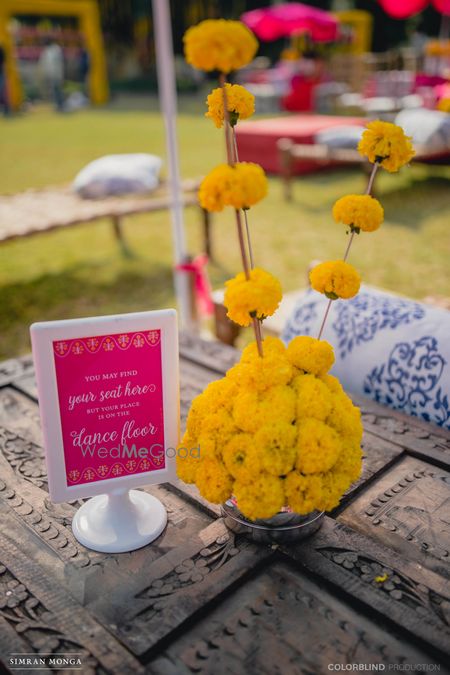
30;309;179;504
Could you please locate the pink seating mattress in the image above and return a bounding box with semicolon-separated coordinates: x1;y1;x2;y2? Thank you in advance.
235;114;366;175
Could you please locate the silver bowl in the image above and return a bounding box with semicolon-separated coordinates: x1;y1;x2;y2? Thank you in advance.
221;499;324;544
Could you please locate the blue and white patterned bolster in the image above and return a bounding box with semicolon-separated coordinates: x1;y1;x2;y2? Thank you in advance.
281;285;450;429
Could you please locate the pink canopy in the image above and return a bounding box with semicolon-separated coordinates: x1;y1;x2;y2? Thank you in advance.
378;0;450;18
433;0;450;15
241;3;340;43
378;0;428;19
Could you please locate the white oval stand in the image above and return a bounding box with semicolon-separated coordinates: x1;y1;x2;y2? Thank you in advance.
72;487;167;553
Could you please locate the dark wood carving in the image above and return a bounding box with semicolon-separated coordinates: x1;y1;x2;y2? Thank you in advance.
281;517;450;659
179;332;239;374
150;561;445;674
0;355;34;388
0;428;47;490
355;394;450;468
90;520;272;657
339;457;450;579
0;532;144;674
0;337;449;673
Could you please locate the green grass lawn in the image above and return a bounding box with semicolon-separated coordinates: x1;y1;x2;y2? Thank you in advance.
1;99;450;359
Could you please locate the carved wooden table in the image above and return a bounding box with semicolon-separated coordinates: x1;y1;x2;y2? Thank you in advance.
1;334;449;674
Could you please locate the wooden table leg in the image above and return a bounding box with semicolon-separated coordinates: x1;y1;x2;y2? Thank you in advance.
111;215;132;257
278;138;294;202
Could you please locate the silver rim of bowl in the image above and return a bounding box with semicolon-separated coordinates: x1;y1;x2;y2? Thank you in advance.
221;502;324;532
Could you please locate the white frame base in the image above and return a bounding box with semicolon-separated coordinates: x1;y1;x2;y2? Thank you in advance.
72;488;167;553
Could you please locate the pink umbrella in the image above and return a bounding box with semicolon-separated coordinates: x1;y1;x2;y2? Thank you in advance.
378;0;450;17
378;0;428;19
433;0;450;15
241;3;340;43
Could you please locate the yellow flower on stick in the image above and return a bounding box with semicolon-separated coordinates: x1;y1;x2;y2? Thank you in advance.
176;14;371;522
310;260;361;300
183;19;258;73
333;194;384;234
198;164;235;212
228;162;268;210
206;83;255;128
224;267;282;327
286;336;334;376
358;120;415;173
198;162;268;212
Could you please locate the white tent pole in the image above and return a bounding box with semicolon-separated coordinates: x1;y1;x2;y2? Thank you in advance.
152;0;192;330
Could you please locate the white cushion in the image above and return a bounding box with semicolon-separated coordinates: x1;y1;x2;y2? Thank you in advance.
282;285;450;429
73;153;162;199
315;125;363;149
395;108;450;154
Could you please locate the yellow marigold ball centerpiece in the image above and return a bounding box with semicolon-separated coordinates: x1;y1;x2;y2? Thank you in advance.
177;336;363;522
178;17;415;539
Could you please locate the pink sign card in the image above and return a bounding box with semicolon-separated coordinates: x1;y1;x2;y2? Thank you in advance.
31;310;179;503
53;329;165;487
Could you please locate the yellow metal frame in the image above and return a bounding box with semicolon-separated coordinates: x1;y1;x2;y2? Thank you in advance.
0;0;108;109
335;10;373;54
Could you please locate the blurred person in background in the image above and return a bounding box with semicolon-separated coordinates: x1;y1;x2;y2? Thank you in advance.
39;38;65;111
0;44;10;116
79;41;90;97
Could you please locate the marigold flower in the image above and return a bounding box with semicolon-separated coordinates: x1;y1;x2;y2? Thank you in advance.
234;340;294;391
234;472;285;520
310;260;361;300
195;458;233;504
232;389;260;433
201;378;237;412
333;440;362;483
176;434;201;484
198;164;235;212
293;374;333;421
327;394;363;443
286;336;334;376
255;422;297;476
223;434;260;479
284;472;324;515
228;162;268;210
198;162;268;212
183;19;258;73
321;373;344;395
177;336;363;519
358;120;415;173
333;194;384;234
206;83;255;128
224;267;282;327
318;469;353;511
200;410;236;443
296;419;342;474
241;336;285;362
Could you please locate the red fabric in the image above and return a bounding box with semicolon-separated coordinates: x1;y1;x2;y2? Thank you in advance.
432;0;450;14
175;254;214;317
235;114;366;175
282;77;319;112
241;3;339;43
378;0;428;18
